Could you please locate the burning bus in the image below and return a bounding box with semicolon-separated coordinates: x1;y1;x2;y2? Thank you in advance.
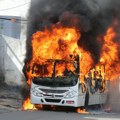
22;0;120;110
22;25;116;110
30;54;108;107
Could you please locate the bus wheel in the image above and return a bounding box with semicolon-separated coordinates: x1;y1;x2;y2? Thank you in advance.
43;105;51;110
85;91;89;107
34;104;43;110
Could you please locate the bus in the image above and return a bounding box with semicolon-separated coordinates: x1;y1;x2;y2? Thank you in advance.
30;55;108;107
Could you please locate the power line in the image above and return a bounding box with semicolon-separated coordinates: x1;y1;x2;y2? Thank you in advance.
0;2;30;11
0;17;27;21
0;17;28;24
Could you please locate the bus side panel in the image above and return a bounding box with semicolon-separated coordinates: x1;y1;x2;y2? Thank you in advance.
88;93;100;105
88;92;107;105
77;94;86;107
77;85;86;107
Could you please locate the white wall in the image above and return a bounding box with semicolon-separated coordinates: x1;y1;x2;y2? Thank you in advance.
108;79;120;112
0;0;31;85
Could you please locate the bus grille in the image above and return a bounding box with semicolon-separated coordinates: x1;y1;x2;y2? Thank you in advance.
45;99;61;103
40;89;68;94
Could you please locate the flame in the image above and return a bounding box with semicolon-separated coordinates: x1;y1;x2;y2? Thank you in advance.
76;108;89;114
100;25;120;80
22;97;36;110
22;25;94;110
25;25;94;85
23;20;120;110
32;25;80;60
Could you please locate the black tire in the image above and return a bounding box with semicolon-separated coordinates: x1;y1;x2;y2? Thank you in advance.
43;105;51;110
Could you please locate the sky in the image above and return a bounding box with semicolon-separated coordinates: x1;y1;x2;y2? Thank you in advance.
0;0;31;17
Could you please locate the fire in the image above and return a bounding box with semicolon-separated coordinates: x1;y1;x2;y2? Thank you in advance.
76;108;89;114
22;20;120;110
22;25;94;110
22;97;36;110
100;25;120;80
32;25;80;60
26;25;94;85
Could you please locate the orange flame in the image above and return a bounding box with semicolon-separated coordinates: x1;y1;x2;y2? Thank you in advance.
26;25;94;85
23;20;120;110
100;26;120;80
22;25;94;110
76;108;89;114
22;97;36;110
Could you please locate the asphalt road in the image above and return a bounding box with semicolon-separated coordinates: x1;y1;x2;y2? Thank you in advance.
0;110;120;120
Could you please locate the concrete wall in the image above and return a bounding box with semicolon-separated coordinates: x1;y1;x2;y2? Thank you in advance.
0;0;31;85
0;16;27;85
107;78;120;112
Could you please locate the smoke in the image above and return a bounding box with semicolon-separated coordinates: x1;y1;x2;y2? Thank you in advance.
25;0;120;65
23;0;120;112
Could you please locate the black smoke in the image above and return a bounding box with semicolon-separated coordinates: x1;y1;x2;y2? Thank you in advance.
24;0;120;66
22;0;120;111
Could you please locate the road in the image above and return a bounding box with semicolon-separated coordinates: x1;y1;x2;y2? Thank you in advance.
0;110;120;120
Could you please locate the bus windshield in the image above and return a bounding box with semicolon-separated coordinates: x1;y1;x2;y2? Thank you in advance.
32;60;78;87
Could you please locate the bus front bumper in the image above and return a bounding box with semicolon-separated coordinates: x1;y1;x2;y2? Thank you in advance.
30;93;79;107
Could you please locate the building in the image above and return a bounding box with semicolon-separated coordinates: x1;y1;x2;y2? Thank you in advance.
0;0;31;85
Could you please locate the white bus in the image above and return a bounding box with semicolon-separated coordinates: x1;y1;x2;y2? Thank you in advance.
30;55;108;107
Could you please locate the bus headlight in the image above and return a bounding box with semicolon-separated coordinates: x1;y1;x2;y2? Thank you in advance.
32;88;43;97
65;91;76;98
